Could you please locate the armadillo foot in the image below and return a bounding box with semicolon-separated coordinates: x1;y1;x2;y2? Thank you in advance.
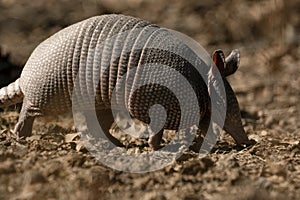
14;100;40;138
96;109;124;147
148;130;163;150
224;125;256;148
237;138;256;147
14;116;35;137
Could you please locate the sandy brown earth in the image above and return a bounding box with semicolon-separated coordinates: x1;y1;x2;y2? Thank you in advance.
0;0;299;199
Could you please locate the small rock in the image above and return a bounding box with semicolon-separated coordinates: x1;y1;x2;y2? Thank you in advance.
28;171;47;184
265;116;275;127
258;177;273;189
279;120;286;126
143;191;167;200
257;110;264;118
261;130;268;136
0;160;16;174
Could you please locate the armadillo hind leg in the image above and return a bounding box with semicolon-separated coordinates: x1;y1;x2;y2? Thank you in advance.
14;99;41;137
95;109;124;147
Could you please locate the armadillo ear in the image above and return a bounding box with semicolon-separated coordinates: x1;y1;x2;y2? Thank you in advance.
212;49;226;76
224;49;240;77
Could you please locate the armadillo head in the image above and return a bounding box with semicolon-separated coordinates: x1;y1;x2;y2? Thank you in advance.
212;49;254;146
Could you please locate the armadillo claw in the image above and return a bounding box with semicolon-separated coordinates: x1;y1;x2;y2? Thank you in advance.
148;130;163;150
13;117;34;138
237;138;256;148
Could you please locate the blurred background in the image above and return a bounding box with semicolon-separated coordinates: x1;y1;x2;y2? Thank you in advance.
0;1;299;199
0;0;299;65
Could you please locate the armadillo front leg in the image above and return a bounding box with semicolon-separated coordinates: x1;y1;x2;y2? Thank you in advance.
96;109;124;147
148;130;164;150
14;99;40;137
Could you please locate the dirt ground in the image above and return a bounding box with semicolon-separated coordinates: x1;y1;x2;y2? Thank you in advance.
0;0;299;199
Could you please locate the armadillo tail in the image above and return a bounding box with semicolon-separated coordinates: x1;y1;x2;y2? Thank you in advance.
0;78;24;108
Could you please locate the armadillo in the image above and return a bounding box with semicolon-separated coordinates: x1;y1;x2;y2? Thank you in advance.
0;14;253;149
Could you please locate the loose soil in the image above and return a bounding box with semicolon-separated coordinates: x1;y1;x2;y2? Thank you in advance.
0;0;299;199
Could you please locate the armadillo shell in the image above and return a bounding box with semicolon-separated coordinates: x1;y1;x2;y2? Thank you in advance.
21;14;210;129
